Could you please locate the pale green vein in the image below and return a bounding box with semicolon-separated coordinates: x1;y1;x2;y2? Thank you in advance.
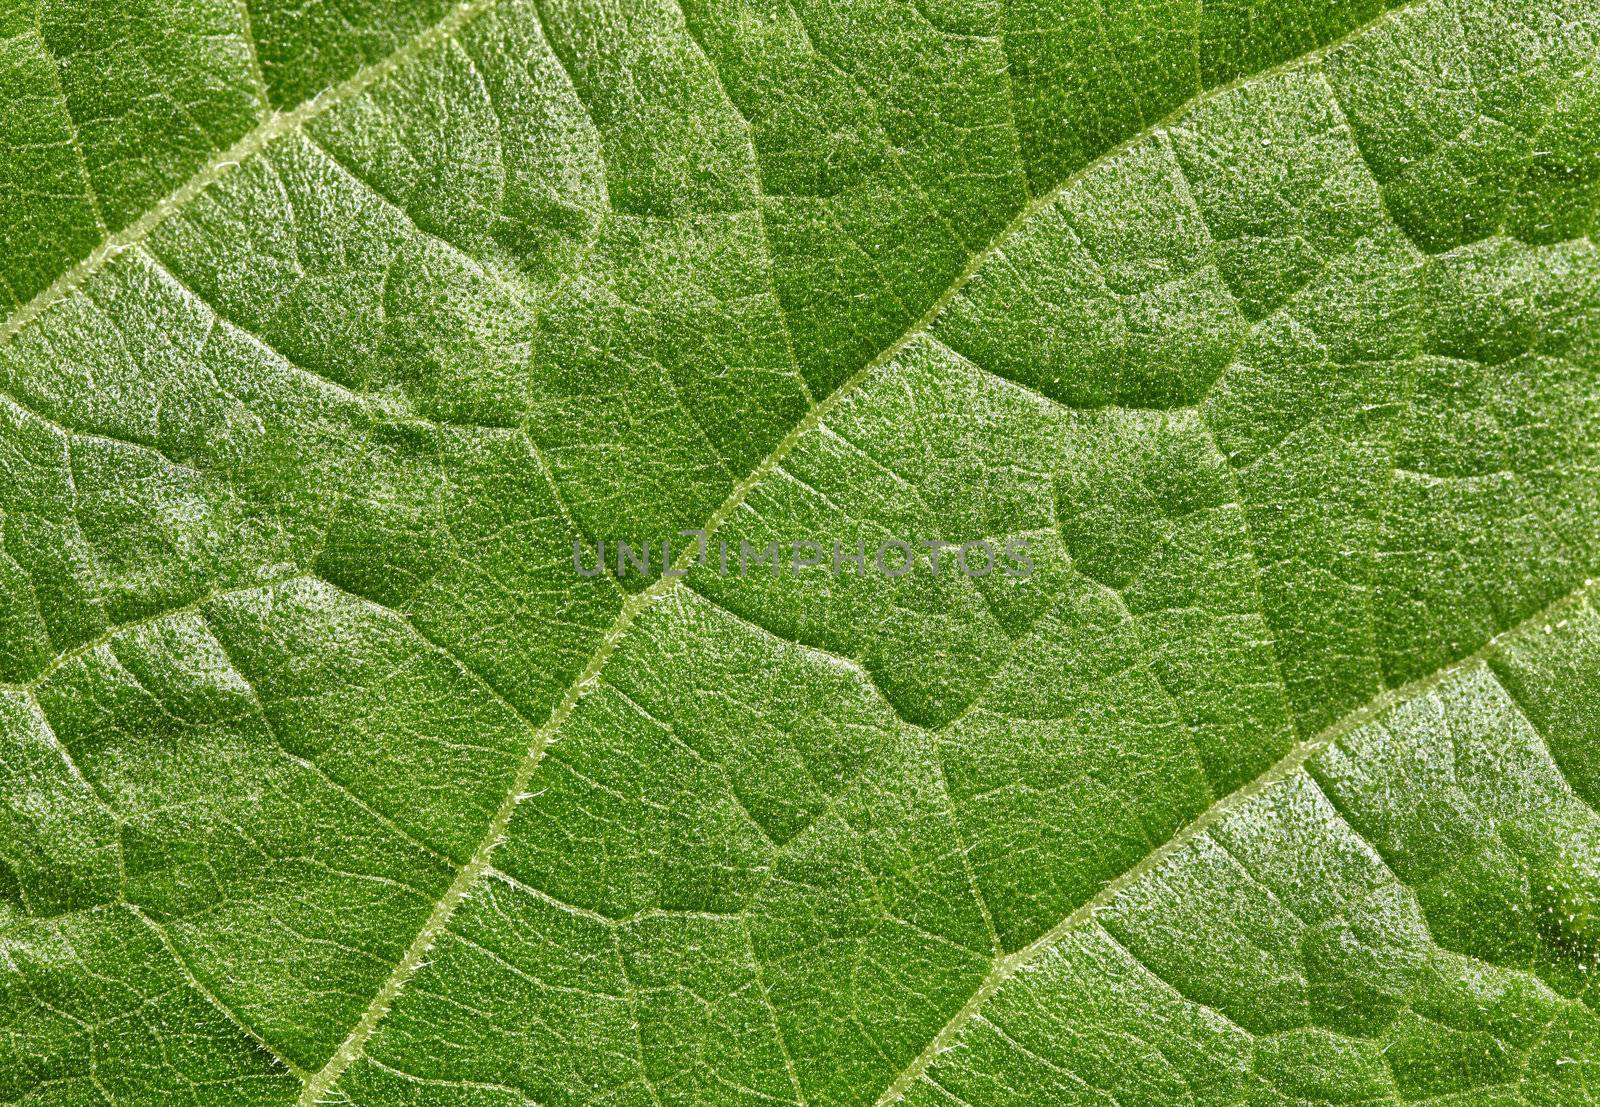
0;0;505;350
230;0;272;120
127;904;311;1082
293;3;1449;1100
37;25;108;237
872;575;1600;1106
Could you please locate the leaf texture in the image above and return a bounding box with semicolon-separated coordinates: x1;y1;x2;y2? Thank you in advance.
1;0;1599;1104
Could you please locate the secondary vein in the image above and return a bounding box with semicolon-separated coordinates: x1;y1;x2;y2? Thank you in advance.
0;0;1443;1096
295;2;1444;1100
0;0;505;350
871;576;1600;1106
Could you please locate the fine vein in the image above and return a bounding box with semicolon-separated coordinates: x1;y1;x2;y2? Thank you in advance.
0;0;504;349
297;2;1443;1100
872;576;1600;1105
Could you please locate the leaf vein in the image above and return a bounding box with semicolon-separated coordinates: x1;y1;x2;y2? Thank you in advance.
871;576;1600;1105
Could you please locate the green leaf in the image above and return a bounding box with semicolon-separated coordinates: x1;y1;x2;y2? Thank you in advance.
2;0;1599;1104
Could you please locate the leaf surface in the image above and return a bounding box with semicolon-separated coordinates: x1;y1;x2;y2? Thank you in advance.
2;0;1599;1104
